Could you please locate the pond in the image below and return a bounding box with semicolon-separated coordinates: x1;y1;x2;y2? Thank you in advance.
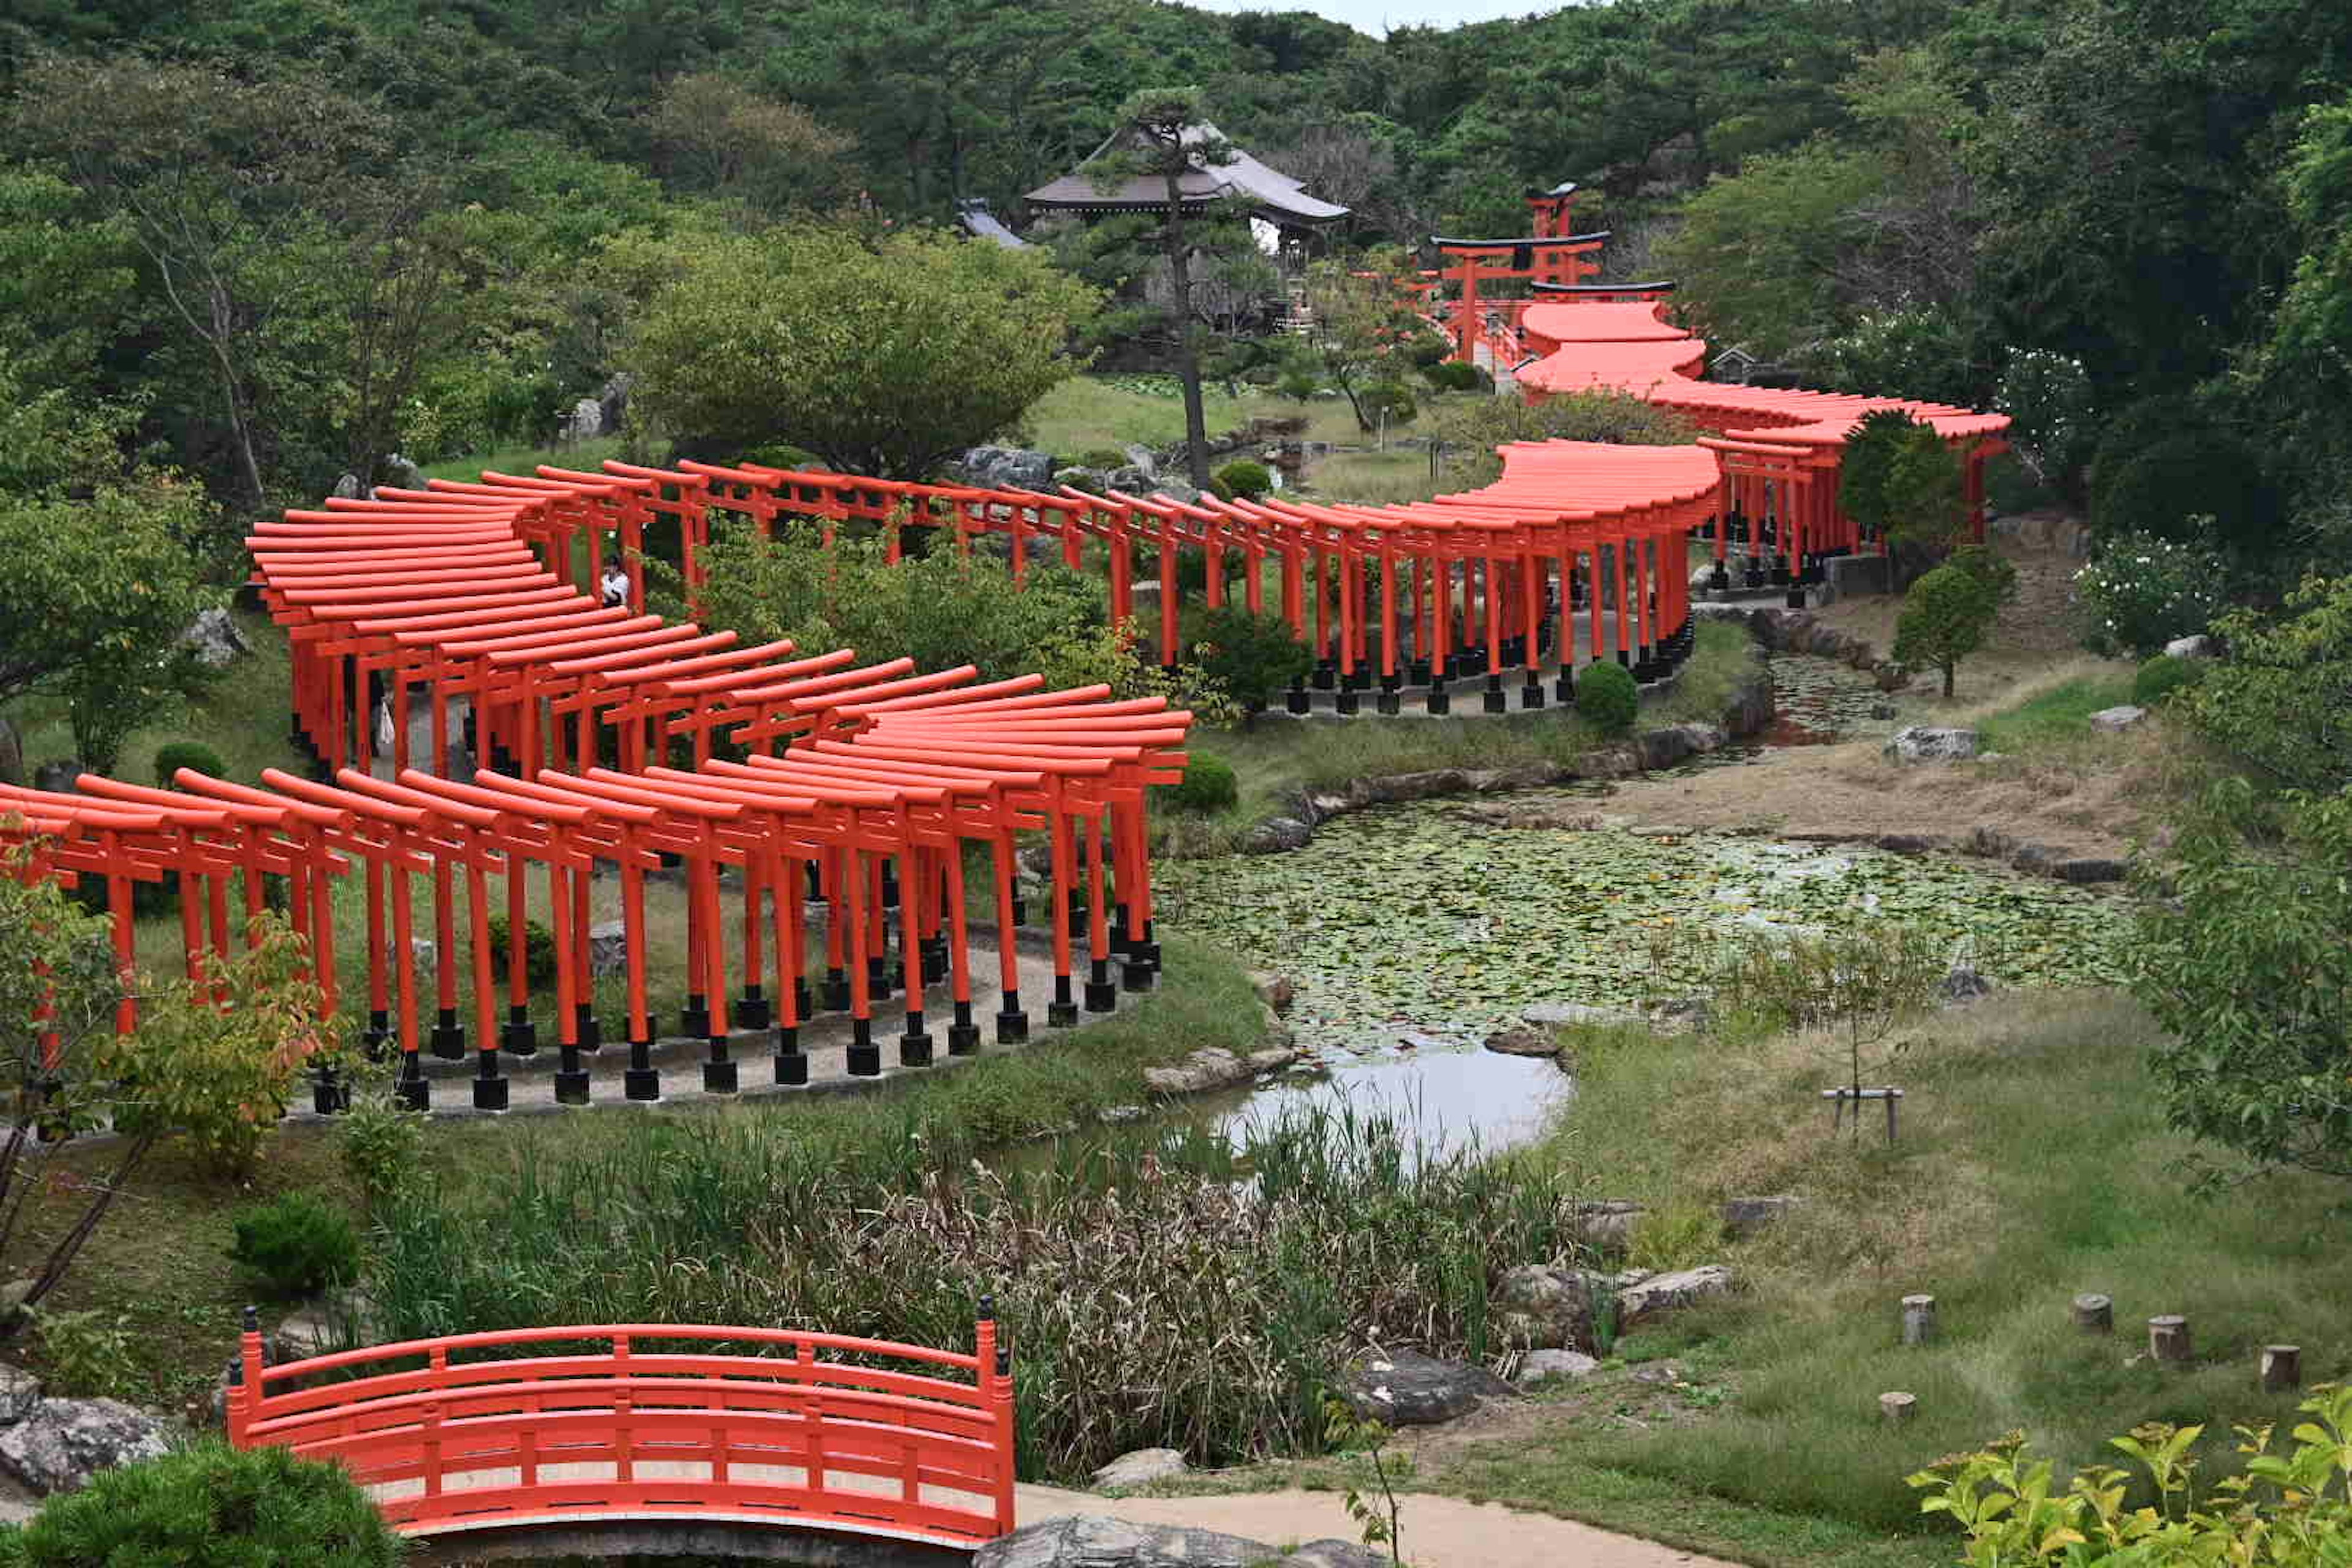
1159;806;2133;1064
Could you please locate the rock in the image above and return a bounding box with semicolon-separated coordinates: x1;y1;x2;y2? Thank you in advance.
1885;726;1980;763
30;761;80;794
1570;1200;1645;1248
1966;826;2018;860
561;397;603;441
1098;1104;1147;1125
1939;963;1995;1005
1483;1026;1559;1058
1340;1348;1517;1426
1648;996;1713;1036
0;1398;170;1495
1722;1196;1802;1238
1121;444;1158;478
1515;1349;1601;1385
1618;1264;1734;1324
1052;467;1108;495
1362;769;1472;804
331;472;363;499
1091;1447;1187;1488
588;921;630;978
2089;704;2147;733
379;453;427;492
1242;816;1313;854
1250;972;1296;1014
409;936;439;978
1277;1543;1394;1568
2055;856;2128;884
1675;722;1729;753
2163;634;2214;659
976;1515;1276;1568
180;606;249;669
1628;1361;1683;1385
1523;1000;1641;1030
0;718;20;788
1106;465;1155;493
1496;1264;1595;1350
0;1370;40;1427
598;372;634;434
1151;481;1202;505
1637;726;1695;770
1143;1046;1291;1096
959;446;1058;491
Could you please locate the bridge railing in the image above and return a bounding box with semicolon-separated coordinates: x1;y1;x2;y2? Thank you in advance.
225;1310;1017;1550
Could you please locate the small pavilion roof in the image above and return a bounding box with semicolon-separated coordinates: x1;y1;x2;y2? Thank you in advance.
1024;120;1348;224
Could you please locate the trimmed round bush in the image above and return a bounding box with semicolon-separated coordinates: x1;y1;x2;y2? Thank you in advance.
485;911;559;987
1214;459;1272;500
2133;652;2208;707
1168;751;1238;813
1422;360;1481;393
1079;447;1129;471
153;740;227;788
1577;659;1640;736
12;1439;402;1566
229;1191;361;1297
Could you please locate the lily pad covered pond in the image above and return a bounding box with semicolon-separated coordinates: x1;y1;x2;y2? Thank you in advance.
1159;808;2133;1055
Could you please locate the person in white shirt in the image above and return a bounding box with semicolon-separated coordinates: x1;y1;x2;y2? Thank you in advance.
600;565;630;608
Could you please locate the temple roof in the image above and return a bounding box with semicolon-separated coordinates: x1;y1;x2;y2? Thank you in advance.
1023;120;1349;224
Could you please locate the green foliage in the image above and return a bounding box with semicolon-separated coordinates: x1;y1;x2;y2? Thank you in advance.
2073;532;2228;659
1214;459;1272;500
31;1308;135;1400
2179;575;2352;793
1893;564;2000;698
1625;1202;1724;1274
1184;605;1313;716
624;225;1099;480
2087;396;2283;559
1576;659;1639;736
0;480;217;774
484;911;559;989
1838;410;1966;549
11;1439;403;1567
230;1192;361;1298
1433;392;1696;488
2138;782;2352;1180
1297;262;1448;435
1910;1389;2352;1564
337;1082;428;1218
1168;750;1238;813
1996;349;2097;497
1945;544;2019;606
152;741;227;788
1078;447;1131;470
1422;359;1481;392
2132;654;2207;707
1324;1394;1413;1562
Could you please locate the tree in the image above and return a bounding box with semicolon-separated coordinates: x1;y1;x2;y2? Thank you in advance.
2137;781;2352;1182
1296;259;1450;434
7;1439;403;1566
1838;409;1966;550
649;73;854;217
1892;563;1999;697
1098;88;1234;490
2179;574;2352;795
0;481;216;772
0;856;325;1325
623;224;1097;478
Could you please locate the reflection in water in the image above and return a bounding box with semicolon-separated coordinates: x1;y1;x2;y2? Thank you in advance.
1199;1046;1570;1164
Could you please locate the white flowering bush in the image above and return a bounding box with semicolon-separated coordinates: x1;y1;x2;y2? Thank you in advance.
2073;528;2227;657
1995;348;2095;488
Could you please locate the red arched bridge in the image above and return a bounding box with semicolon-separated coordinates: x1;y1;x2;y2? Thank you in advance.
227;1310;1016;1564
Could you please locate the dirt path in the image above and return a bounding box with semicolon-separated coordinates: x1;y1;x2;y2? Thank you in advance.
1018;1483;1740;1567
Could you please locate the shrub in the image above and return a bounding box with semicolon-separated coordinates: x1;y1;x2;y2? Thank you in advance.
1184;605;1313;715
152;740;226;788
1945;543;2018;605
2072;529;2227;657
1079;447;1129;471
2132;652;2206;706
484;911;559;987
1167;751;1238;812
1213;459;1273;500
1576;659;1638;736
1911;1387;2352;1565
1358;381;1417;426
2086;393;2283;559
229;1191;362;1298
2179;574;2352;793
32;1309;135;1399
337;1083;428;1216
1893;564;2000;698
1422;359;1480;392
1838;409;1966;548
12;1439;403;1567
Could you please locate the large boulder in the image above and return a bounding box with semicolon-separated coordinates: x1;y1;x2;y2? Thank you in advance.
2089;705;2147;733
959;446;1057;491
1618;1264;1735;1325
0;1398;169;1495
1091;1447;1187;1488
588;921;630;979
598;372;635;434
379;453;428;492
0;1369;40;1427
1242;816;1313;854
1141;1046;1294;1096
561;397;603;441
1494;1264;1594;1351
976;1515;1274;1568
1515;1349;1601;1385
1885;726;1980;763
1482;1026;1558;1058
1340;1348;1516;1426
31;761;80;794
180;606;250;669
2164;633;2215;660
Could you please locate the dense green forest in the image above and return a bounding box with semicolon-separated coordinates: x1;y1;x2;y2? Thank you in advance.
2;0;2351;567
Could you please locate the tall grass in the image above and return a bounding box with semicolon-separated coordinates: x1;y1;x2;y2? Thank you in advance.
370;1093;1589;1481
